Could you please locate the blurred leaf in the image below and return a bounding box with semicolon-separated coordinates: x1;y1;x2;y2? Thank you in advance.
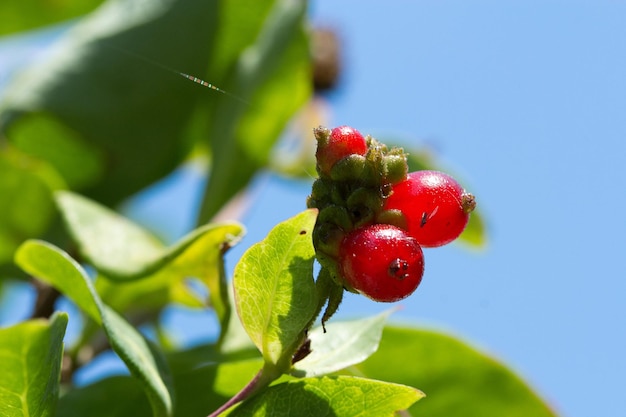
63;352;263;417
56;191;163;278
197;0;311;223
0;0;102;36
56;190;245;323
348;326;557;417
234;209;317;366
10;114;105;190
0;147;63;268
0;0;221;205
206;1;275;80
0;312;68;417
225;376;424;417
15;241;173;417
292;309;393;378
57;376;152;417
168;349;263;417
459;208;486;247
405;148;435;172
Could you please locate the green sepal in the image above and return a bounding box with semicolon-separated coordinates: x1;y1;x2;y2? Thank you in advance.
329;154;367;182
313;126;331;148
312;222;344;258
318;205;353;231
376;209;408;230
321;279;345;330
308;178;332;208
346;187;383;227
382;154;408;184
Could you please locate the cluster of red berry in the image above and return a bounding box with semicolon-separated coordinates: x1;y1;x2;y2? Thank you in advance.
308;126;475;304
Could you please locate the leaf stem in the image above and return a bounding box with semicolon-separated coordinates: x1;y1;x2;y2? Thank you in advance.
207;364;278;417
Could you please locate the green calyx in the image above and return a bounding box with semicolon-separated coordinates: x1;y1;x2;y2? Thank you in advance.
308;126;410;326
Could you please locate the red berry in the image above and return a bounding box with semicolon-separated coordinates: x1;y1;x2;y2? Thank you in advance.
338;224;424;302
383;170;475;247
316;125;367;176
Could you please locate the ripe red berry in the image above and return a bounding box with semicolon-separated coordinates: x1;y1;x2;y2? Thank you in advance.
338;224;424;302
316;125;367;176
383;170;475;248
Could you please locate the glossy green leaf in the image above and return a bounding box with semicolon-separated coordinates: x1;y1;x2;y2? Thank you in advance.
225;376;423;417
292;309;393;378
0;312;68;417
15;241;173;417
1;0;220;205
234;209;318;366
349;326;557;417
197;0;311;223
0;147;63;269
219;283;257;354
0;0;101;36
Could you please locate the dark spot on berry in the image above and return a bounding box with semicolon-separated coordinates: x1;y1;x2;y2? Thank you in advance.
389;258;409;280
420;212;428;227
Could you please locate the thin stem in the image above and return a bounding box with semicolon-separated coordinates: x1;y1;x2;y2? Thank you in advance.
207;365;276;417
31;279;60;319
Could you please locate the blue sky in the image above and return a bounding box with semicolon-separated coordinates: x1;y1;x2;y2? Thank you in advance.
1;2;625;417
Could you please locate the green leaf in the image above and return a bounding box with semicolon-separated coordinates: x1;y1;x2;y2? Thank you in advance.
219;283;257;354
169;351;263;417
234;209;318;367
460;209;487;247
56;191;164;279
63;352;264;417
292;309;393;378
1;0;221;205
197;0;311;223
0;147;63;269
9;114;105;190
57;376;151;417
0;312;68;417
56;190;244;282
56;190;245;330
349;326;557;417
0;0;102;36
15;241;173;417
225;376;423;417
